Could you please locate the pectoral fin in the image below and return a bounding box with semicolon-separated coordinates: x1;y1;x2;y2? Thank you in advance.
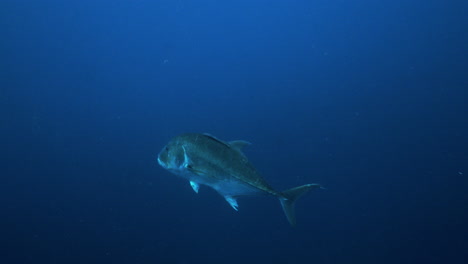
186;165;206;177
190;181;200;193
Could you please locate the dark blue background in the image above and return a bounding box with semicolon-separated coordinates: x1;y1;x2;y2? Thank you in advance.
1;0;467;263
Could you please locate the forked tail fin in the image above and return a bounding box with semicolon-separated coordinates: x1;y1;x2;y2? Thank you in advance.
279;183;322;226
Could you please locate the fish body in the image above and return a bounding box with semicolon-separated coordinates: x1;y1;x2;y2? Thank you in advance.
157;133;321;226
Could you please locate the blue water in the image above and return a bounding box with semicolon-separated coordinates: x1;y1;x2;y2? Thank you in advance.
1;0;467;263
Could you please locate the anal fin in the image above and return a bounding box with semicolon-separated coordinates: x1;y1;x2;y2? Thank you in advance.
224;196;239;211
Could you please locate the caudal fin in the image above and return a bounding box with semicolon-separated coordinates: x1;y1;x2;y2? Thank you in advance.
279;183;322;226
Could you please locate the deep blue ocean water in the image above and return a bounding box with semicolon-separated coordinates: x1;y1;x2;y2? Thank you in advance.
1;0;467;263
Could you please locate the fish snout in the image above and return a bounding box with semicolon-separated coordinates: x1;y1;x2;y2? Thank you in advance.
157;143;185;170
157;155;166;168
157;147;170;168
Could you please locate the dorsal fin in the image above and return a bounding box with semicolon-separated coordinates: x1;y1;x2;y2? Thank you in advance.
229;140;251;150
202;134;251;155
202;133;231;148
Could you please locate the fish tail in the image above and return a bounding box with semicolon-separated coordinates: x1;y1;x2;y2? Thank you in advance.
279;183;322;226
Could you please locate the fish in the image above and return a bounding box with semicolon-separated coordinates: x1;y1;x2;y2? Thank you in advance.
157;133;322;226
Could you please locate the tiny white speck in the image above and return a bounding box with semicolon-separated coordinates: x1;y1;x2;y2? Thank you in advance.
458;171;463;175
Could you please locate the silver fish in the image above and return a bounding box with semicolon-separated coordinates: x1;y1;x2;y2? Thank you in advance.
157;133;322;226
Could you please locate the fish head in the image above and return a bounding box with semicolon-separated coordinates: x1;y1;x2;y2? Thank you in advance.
157;140;186;171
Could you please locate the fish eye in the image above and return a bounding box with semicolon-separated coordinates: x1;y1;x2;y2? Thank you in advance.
165;146;170;151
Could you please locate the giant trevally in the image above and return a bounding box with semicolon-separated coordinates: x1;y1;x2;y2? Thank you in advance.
157;133;322;226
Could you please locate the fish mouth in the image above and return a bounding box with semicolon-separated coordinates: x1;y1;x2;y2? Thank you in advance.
157;154;166;168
